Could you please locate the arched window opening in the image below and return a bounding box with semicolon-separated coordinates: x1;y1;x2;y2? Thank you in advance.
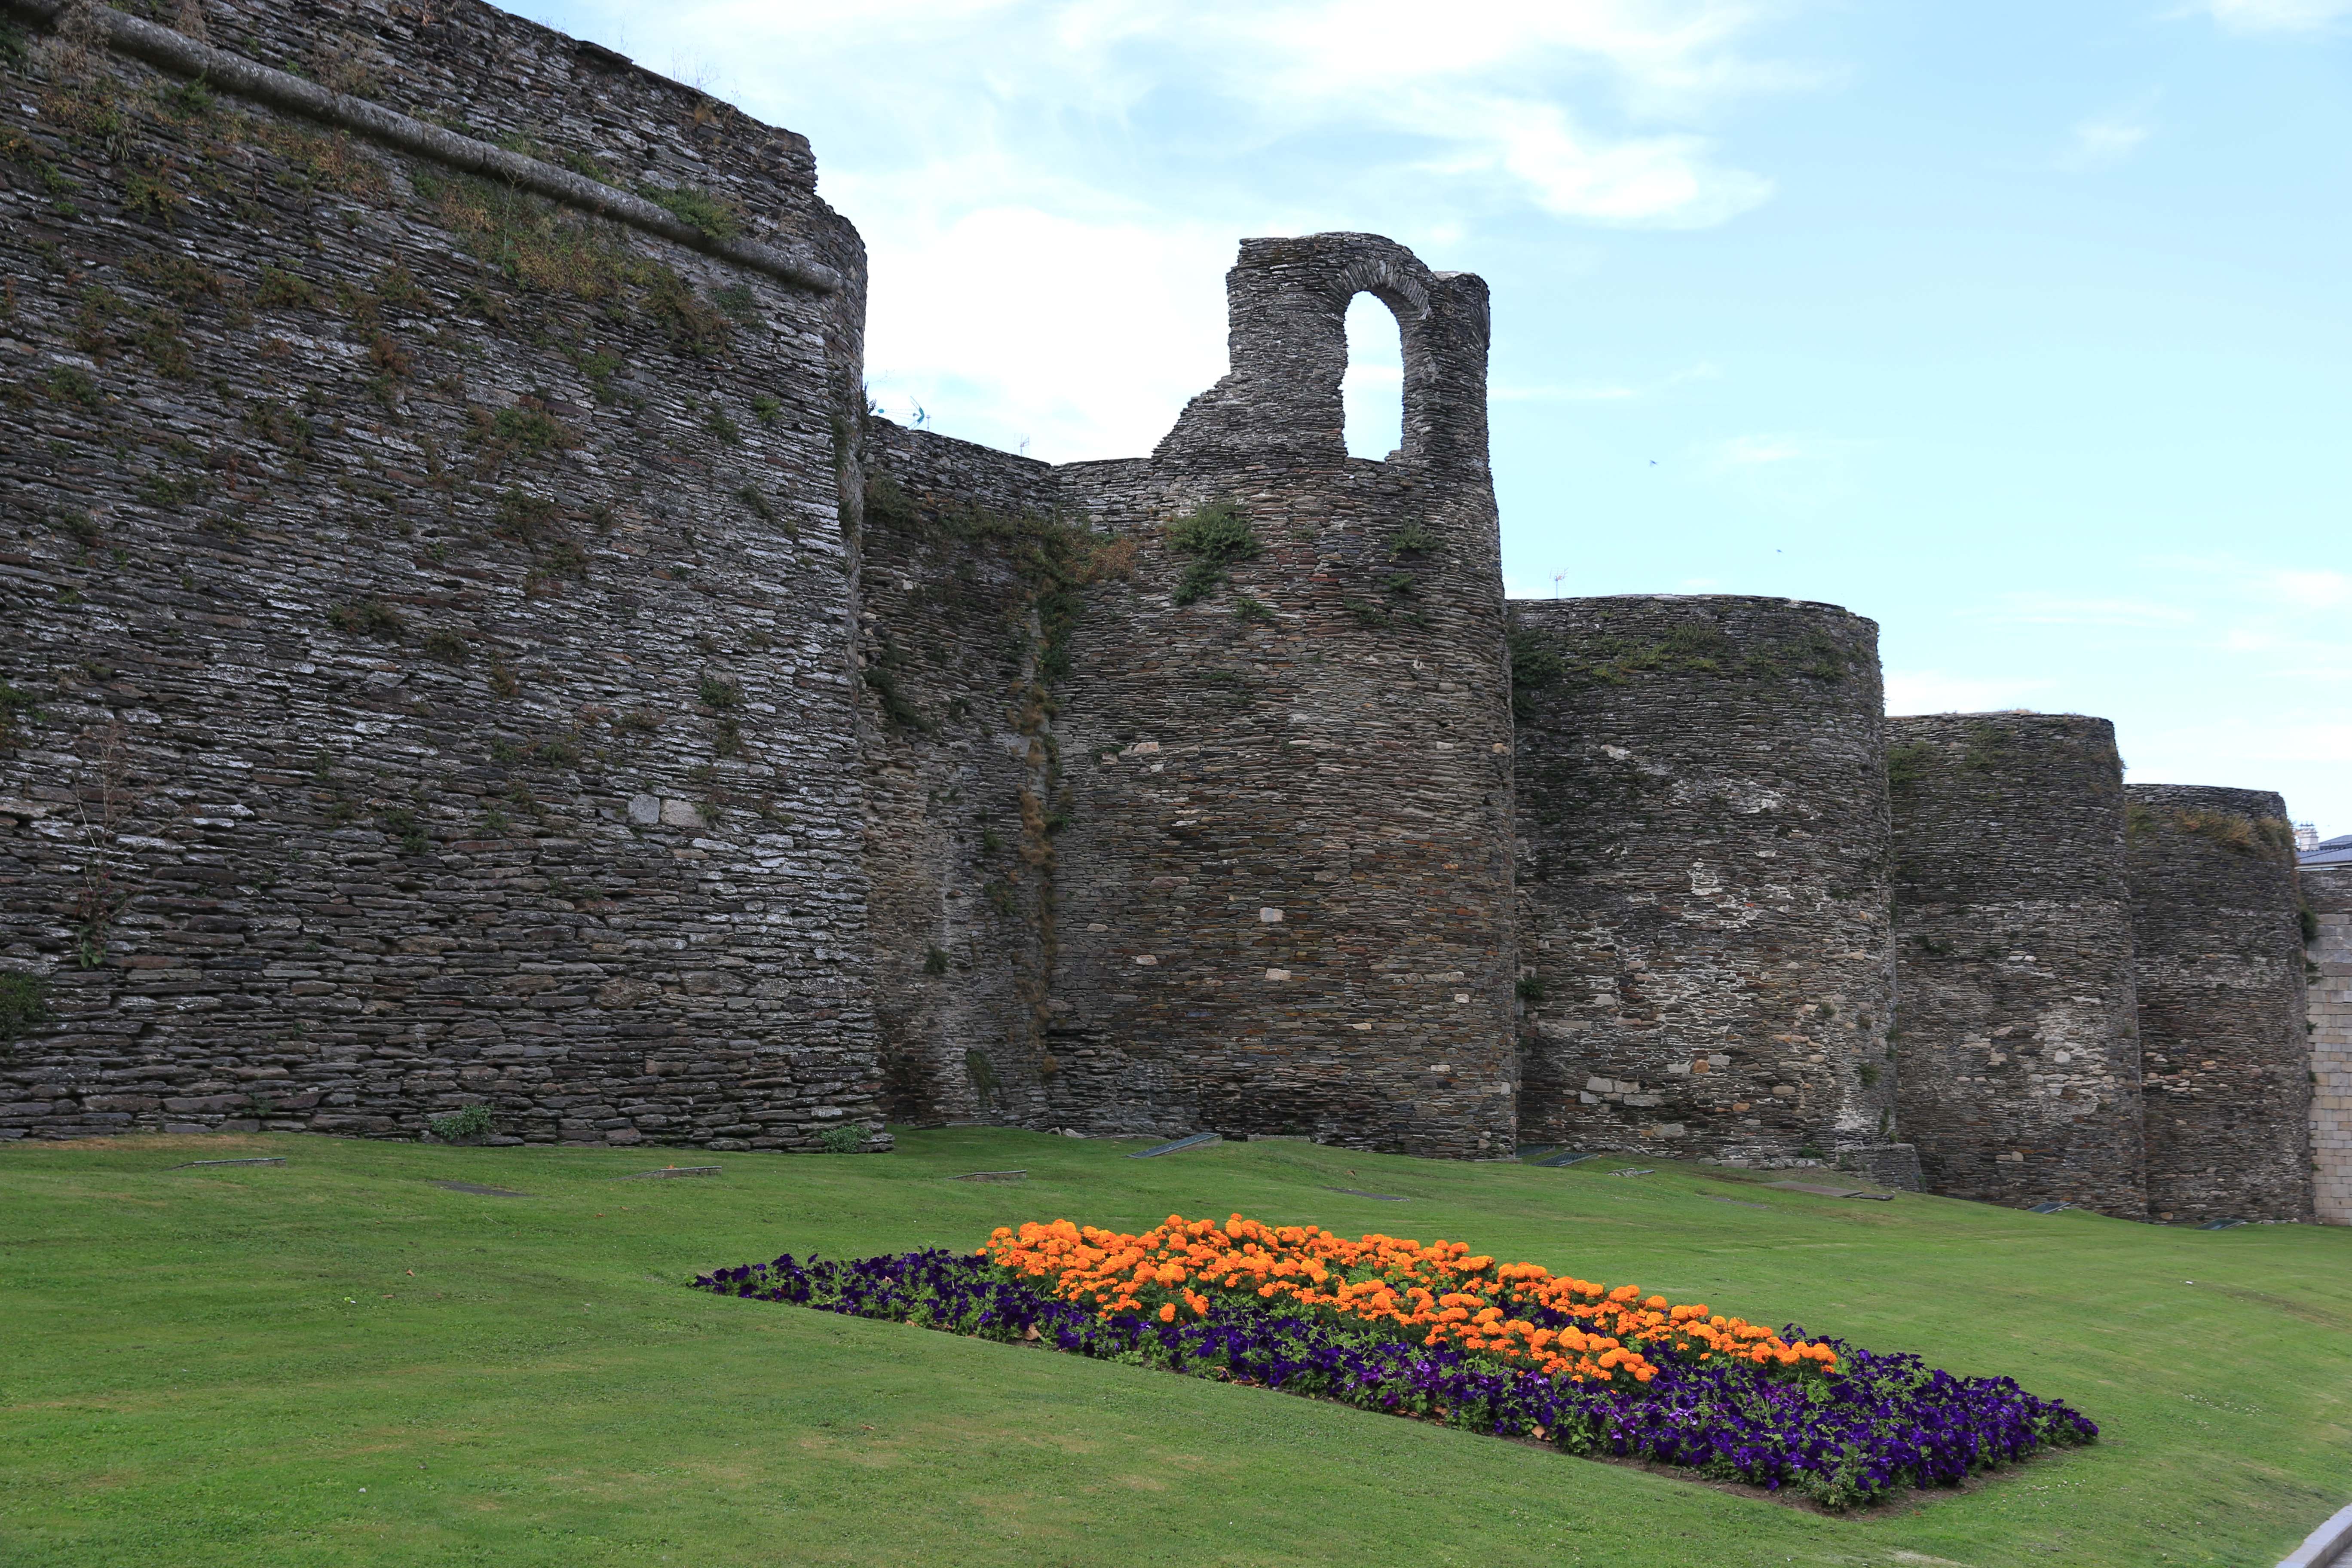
1342;292;1404;461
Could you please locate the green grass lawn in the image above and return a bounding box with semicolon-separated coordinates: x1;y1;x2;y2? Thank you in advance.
2;1129;2345;1567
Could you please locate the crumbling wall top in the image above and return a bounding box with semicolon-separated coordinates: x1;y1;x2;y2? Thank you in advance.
1155;233;1489;473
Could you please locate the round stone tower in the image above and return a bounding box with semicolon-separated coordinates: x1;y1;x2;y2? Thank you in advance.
1509;595;1906;1179
1887;713;2145;1218
2126;784;2312;1223
2306;848;2352;1226
1037;234;1518;1158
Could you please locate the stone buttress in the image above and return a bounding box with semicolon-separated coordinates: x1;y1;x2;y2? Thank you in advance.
2307;858;2352;1225
1508;596;1909;1180
2126;785;2312;1222
1888;714;2145;1216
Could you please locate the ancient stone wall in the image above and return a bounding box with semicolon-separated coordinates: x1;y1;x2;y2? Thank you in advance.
937;235;1516;1157
0;0;884;1148
850;236;1518;1157
2125;785;2311;1222
1508;596;1908;1179
856;420;1079;1127
2308;863;2352;1225
1888;714;2144;1216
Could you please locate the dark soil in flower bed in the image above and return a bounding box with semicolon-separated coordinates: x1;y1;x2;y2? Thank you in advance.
691;1247;2096;1511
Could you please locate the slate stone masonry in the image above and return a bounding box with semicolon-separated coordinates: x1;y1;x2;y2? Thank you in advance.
2126;785;2312;1223
2306;864;2352;1225
855;421;1067;1127
0;0;883;1148
1888;714;2145;1217
0;0;2328;1204
1508;596;1907;1178
863;235;1519;1158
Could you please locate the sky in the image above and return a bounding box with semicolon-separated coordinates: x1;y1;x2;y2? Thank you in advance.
533;0;2352;836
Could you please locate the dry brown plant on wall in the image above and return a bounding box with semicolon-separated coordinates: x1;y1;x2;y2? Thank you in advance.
70;721;137;970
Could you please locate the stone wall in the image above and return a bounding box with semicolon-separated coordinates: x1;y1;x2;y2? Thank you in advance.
1888;714;2144;1216
854;235;1519;1156
1036;236;1516;1158
1508;595;1908;1180
856;420;1074;1127
0;0;885;1148
2308;863;2352;1224
2126;785;2311;1222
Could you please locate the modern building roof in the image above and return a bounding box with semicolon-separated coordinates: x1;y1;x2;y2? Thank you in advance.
2303;834;2352;868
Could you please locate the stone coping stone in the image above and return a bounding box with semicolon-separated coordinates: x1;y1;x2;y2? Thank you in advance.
1127;1133;1222;1160
1326;1188;1409;1201
168;1158;285;1170
1766;1181;1894;1201
433;1182;530;1197
615;1167;723;1181
1610;1168;1658;1179
954;1170;1029;1183
2279;1501;2352;1568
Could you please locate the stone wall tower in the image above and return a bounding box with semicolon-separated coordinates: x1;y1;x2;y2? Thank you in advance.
1509;596;1906;1178
2126;785;2313;1222
0;0;882;1150
1888;714;2145;1217
2306;851;2352;1225
1032;234;1519;1156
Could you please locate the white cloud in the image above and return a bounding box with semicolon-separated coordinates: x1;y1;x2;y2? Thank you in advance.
548;0;1807;459
2057;105;2155;171
2266;567;2352;609
1885;671;2058;716
856;205;1234;461
2199;0;2352;34
1420;97;1773;227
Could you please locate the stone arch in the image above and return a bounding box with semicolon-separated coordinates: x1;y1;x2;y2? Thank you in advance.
1153;233;1489;475
1342;291;1406;460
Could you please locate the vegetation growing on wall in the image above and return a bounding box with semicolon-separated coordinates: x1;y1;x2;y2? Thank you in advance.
1165;500;1259;606
415;171;733;357
0;971;50;1041
1505;625;1565;720
860;462;1139;1115
1885;741;1934;795
2129;804;2299;861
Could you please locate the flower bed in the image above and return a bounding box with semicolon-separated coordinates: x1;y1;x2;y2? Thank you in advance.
691;1215;2096;1510
983;1214;1839;1384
